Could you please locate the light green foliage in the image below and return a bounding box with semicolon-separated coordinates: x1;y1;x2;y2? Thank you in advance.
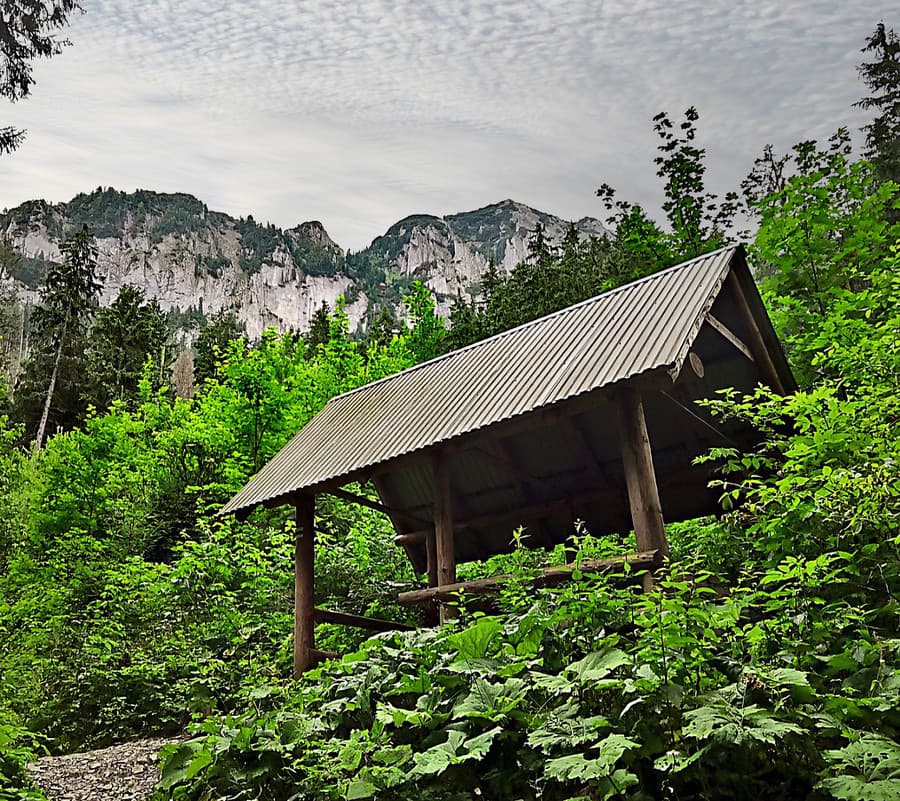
0;712;47;800
0;294;434;750
5;33;900;801
748;130;900;383
154;135;900;799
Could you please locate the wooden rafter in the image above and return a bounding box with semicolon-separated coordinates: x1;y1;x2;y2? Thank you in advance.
479;437;554;544
727;270;785;393
560;417;610;489
326;486;430;528
705;312;754;362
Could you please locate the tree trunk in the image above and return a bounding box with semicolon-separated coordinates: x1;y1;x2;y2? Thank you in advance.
34;308;69;453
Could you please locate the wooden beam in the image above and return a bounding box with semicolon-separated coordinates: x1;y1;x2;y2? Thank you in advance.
398;551;660;606
659;389;740;448
432;449;456;621
475;440;543;485
394;484;622;546
293;495;316;678
325;487;431;528
705;312;754;362
313;608;415;632
615;390;669;591
727;270;785;393
310;647;339;664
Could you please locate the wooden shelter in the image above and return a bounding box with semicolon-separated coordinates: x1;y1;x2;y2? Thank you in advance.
221;245;795;676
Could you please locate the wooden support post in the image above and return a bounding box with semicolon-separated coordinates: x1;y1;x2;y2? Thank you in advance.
293;494;316;678
423;529;439;625
616;389;669;590
432;450;457;622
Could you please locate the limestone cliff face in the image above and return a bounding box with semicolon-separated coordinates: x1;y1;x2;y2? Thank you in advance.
0;192;366;340
362;200;607;316
0;191;605;335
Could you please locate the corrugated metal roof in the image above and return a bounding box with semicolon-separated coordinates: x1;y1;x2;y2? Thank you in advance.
221;246;739;515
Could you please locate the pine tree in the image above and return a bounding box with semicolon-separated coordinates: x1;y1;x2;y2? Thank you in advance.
85;285;168;408
192;310;245;385
304;301;331;358
18;224;102;449
855;21;900;182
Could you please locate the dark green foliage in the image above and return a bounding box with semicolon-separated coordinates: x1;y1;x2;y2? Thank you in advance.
856;22;900;182
651;107;738;258
85;285;169;409
446;234;611;350
288;230;343;277
0;0;81;154
11;224;102;445
305;301;332;358
192;311;246;386
234;216;281;274
65;187;131;238
367;305;400;349
598;107;736;268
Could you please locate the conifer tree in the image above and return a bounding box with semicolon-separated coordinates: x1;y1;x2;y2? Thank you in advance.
85;285;168;408
855;21;900;182
1;1;82;153
20;224;102;449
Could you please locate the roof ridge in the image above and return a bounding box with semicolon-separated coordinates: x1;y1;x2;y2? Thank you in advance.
328;245;739;405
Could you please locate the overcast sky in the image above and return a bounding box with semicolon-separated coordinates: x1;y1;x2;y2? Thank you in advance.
0;1;887;250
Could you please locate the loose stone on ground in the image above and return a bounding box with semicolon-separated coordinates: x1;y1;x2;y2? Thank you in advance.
27;738;173;801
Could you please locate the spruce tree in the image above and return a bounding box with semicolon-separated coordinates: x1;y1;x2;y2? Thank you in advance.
1;1;82;153
18;224;102;448
855;21;900;182
85;285;168;408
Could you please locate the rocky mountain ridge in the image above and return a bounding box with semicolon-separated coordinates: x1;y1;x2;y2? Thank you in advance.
0;189;606;338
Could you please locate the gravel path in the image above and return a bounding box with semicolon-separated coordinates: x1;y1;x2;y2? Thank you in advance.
27;738;173;801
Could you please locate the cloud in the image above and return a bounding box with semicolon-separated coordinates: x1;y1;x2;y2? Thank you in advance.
0;0;883;249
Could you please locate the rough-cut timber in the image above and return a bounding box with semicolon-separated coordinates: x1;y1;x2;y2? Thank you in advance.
294;497;316;677
432;450;457;621
398;551;661;606
313;608;415;632
616;390;670;557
